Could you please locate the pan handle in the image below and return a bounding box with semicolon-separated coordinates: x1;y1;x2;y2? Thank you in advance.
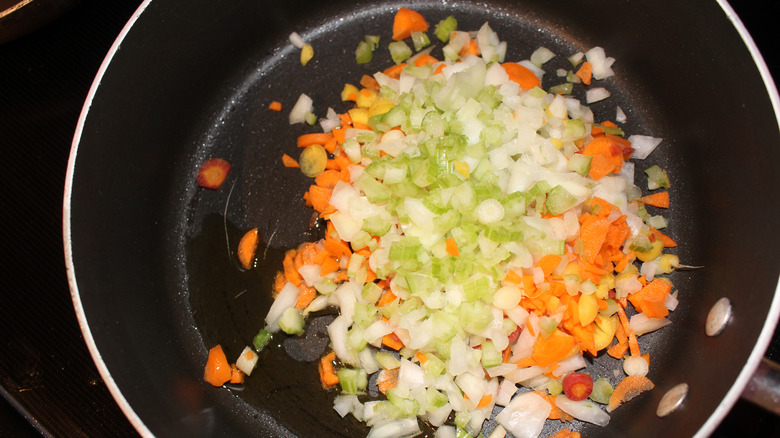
741;358;780;415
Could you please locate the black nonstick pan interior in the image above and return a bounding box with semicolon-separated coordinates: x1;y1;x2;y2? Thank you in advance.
65;0;780;436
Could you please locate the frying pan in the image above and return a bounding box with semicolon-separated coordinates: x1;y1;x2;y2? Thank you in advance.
63;0;780;436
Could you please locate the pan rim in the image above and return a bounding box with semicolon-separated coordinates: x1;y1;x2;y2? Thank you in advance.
62;1;780;437
62;0;154;436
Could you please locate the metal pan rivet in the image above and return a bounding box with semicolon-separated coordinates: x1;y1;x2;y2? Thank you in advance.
706;297;732;337
657;383;689;417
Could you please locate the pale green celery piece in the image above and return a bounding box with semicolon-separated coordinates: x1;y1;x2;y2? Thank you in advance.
463;275;491;301
645;164;670;189
389;40;412;64
567;153;592;176
549;83;573;95
590;377;614;404
355;40;374;64
421;353;446;378
356;172;392;203
279;307;305;335
347;327;368;351
362;215;391;237
376;351;401;369
315;277;337;295
337;368;367;394
386;387;420;416
545;185;579;216
480;340;503;368
426;387;449;408
362;282;383;304
411;31;430;52
434;16;457;42
458;300;492;332
547;379;563;396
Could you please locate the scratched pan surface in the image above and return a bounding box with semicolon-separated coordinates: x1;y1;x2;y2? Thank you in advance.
64;0;780;437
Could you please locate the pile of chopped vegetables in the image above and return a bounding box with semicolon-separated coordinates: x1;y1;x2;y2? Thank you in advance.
201;7;682;438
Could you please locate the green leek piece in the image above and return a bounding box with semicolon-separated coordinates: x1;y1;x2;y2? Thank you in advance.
253;328;273;352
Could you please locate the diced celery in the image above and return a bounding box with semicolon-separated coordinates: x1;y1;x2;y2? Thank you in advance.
547;379;563;396
480;340;503;368
645;164;670;189
356;172;392;203
253;328;273;352
545;185;579;216
411;31;430;52
389;41;412;64
355;40;374;64
567;153;592;176
434;16;458;42
590;377;613;404
549;83;573;95
279;307;305;335
386;387;420;416
337;368;368;394
426;387;449;409
376;351;401;369
421;353;446;378
458;300;493;333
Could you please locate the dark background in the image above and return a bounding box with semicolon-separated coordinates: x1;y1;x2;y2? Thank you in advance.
0;0;778;436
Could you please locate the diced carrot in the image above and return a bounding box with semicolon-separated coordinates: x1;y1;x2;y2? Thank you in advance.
476;393;493;409
318;351;340;389
459;38;479;57
502;62;541;90
536;254;562;277
319;256;340;276
639;191;670;208
314;169;341;189
272;271;285;298
324;236;351;258
307;185;333;213
607;324;629;359
579;216;611;263
377;290;398;307
414;53;438;67
383;63;407;79
203;345;232;386
268;101;283;111
532;331;577;368
415;352;428;364
281;153;300;168
197;158;232;190
283;249;302;286
382;332;404;350
607;375;655;412
360;74;380;90
575;61;593;85
445;237;459;257
237;228;259;270
549;428;580;438
504;269;522;284
615;305;640;357
229;364;245;384
433;63;446;76
297;133;333;148
628;278;672;319
295;284;317;310
377;368;399;394
392;7;429;41
651;226;677;248
581;136;623;180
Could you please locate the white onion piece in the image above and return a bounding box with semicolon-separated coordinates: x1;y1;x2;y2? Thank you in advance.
665;292;679;311
297;264;321;287
495;391;551;438
428;404;452;428
265;282;299;332
552;354;587;377
399;359;426;389
434;425;457;438
584;46;615;80
455;372;488;405
586;87;611;104
288;32;305;49
505;366;545;384
235;346;258;376
623;355;649;377
366;418;420;438
487;425;508;438
327;314;356;365
554;395;610;426
319;107;340;133
288;93;313;124
487;363;519;378
630;313;672;336
627;135;663;159
496;379;519;407
333;394;363;419
616;106;627;123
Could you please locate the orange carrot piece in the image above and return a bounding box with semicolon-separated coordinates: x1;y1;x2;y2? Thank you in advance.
272;271;285;298
581;136;622;180
319;256;340;276
651;226;677;248
579;216;611;263
502;62;541;90
318;351;340;389
203;345;232;386
445;237;459;257
314;169;341;189
360;74;380;90
377;368;399;394
268;101;282;111
229;364;245;384
281;153;300;168
283;249;302;286
504;269;522;284
197;158;232;190
237;228;259;270
324;236;351;258
459;38;479;57
382;332;404;351
628;278;672;319
383;63;407;79
392;7;429;41
607;375;655;412
549;428;580;438
307;185;333;213
415;352;428;364
531;331;577;368
575;61;593;86
295;285;317;310
476;394;493;409
615;305;640;357
536;254;562;277
607;324;629;359
298;133;333;148
414;53;438;67
639;191;670;208
377;290;398;307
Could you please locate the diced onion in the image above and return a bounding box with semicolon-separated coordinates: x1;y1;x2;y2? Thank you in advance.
554;395;610;426
627;135;663;159
495;391;551;438
235;346;258;376
585;87;611;104
289;93;313;124
288;32;305;49
629;313;672;336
